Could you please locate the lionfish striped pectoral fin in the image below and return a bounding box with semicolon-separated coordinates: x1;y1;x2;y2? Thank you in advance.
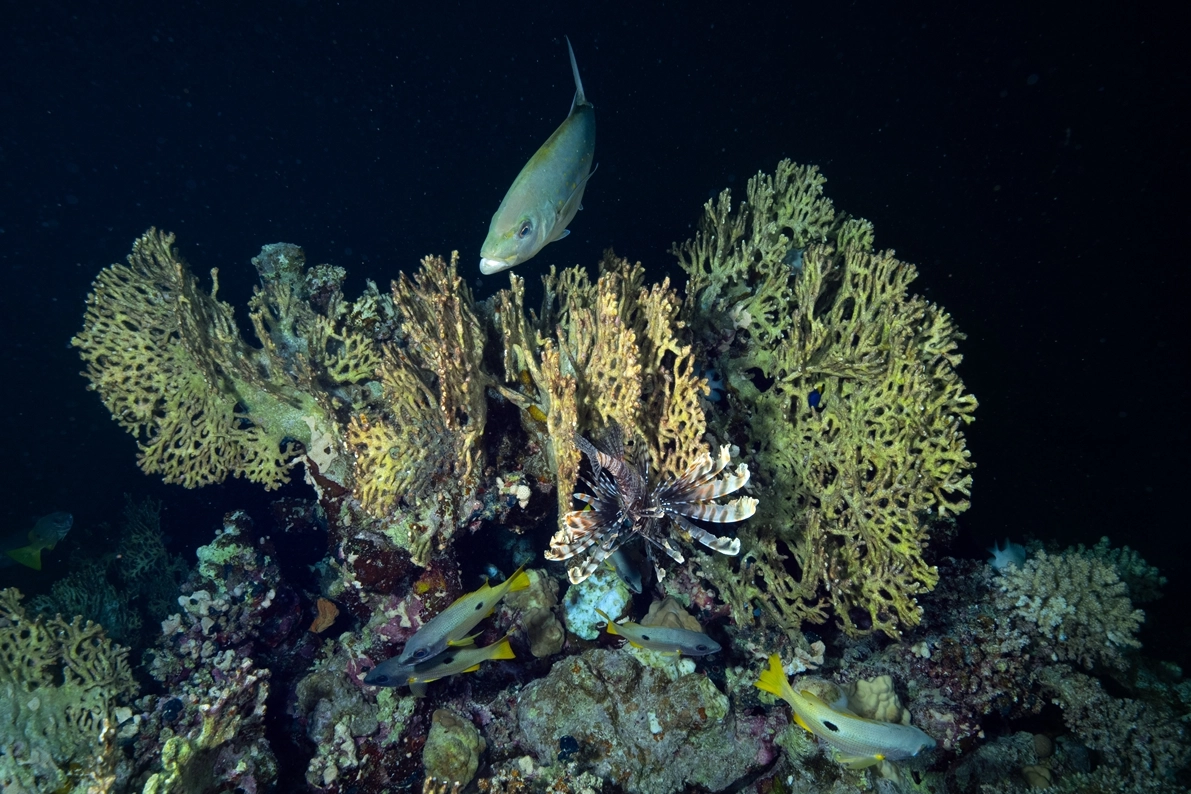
668;462;752;503
674;446;732;489
670;514;743;556
659;536;686;564
566;556;603;584
678;495;758;523
546;510;605;561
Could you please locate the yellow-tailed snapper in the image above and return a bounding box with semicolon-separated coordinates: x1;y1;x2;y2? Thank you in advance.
395;565;530;663
755;655;935;770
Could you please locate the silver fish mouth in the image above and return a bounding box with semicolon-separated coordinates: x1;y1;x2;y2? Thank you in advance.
480;257;514;275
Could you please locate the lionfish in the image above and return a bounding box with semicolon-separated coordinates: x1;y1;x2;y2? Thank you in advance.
546;426;758;584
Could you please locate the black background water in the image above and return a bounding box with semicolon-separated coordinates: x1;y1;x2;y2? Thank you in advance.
1;2;1186;662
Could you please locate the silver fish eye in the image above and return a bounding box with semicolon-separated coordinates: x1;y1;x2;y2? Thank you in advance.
518;221;532;238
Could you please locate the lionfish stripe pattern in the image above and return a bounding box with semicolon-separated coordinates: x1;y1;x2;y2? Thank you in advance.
546;429;757;584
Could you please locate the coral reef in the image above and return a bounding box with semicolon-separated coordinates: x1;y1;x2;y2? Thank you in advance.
132;511;301;794
507;647;776;794
0;588;138;794
674;160;977;638
54;160;1191;794
72;161;973;641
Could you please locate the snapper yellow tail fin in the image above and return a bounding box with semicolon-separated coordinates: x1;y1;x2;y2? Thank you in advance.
594;608;620;635
755;654;789;699
506;565;531;593
6;545;43;570
488;636;516;661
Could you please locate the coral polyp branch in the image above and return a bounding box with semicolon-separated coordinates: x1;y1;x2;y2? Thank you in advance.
547;425;755;584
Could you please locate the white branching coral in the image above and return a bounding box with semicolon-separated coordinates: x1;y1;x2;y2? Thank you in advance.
997;547;1144;669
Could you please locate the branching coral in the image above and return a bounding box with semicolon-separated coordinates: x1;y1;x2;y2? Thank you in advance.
1038;664;1189;791
0;588;138;794
75;232;495;567
492;252;713;520
72;231;341;489
31;496;189;650
1087;536;1166;604
673;160;977;638
997;547;1144;669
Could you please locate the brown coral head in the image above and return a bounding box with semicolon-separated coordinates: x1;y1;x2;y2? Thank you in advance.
310;597;340;633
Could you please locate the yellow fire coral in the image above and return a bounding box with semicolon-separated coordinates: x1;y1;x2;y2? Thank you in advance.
345;252;491;563
72;230;339;489
74;232;492;566
0;588;138;793
676;160;977;638
492;252;711;517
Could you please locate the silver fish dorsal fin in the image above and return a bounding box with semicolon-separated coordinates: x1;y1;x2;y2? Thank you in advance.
566;36;587;110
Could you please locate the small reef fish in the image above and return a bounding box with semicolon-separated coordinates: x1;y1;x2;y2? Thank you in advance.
755;655;935;770
595;608;721;656
987;538;1027;571
365;636;516;697
2;511;73;570
396;565;530;663
479;37;596;275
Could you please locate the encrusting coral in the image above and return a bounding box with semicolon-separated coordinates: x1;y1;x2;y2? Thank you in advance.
673;159;977;638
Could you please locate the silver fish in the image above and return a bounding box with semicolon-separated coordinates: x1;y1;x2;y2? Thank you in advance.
595;608;722;656
479;37;596;275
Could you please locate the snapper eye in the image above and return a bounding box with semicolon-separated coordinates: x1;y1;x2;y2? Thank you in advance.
413;648;429;659
518;221;532;239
